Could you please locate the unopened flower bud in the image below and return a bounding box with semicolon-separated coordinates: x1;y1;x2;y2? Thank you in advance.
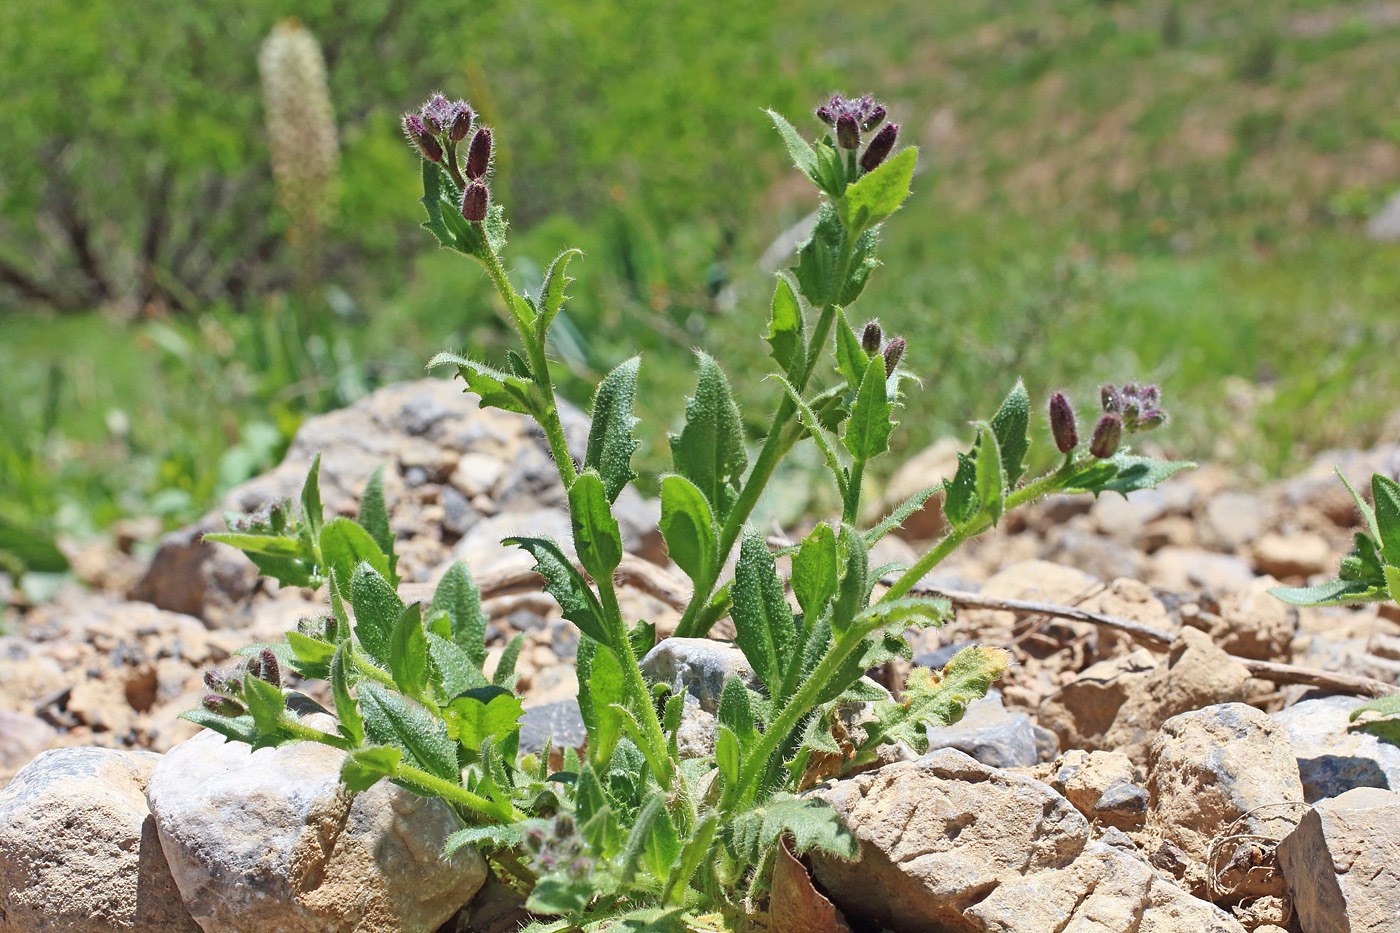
1138;408;1167;430
860;122;898;173
836;113;860;150
420;93;452;133
1090;413;1122;459
1048;392;1078;453
1100;384;1122;413
524;827;546;853
815;105;835;125
202;694;245;717
258;647;281;686
204;670;227;694
461;181;489;221
862;104;887;132
401;113;442;163
861;320;883;355
465;127;492;179
567;857;593;880
554;814;575;838
1138;385;1160;408
447;103;473;142
882;336;906;377
323;616;337;642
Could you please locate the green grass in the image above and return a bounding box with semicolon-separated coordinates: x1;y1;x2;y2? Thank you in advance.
8;0;1400;567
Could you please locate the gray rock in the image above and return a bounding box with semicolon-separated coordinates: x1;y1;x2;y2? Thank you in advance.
1278;786;1400;933
0;746;199;933
517;699;587;760
0;708;57;772
1095;780;1150;831
1146;703;1305;899
1272;694;1400;802
639;638;762;713
808;748;1089;933
924;690;1038;768
147;712;486;933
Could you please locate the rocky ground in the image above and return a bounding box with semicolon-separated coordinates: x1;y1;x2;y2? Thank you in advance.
3;378;1400;932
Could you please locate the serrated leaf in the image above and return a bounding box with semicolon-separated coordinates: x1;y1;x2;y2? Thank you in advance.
659;474;717;588
389;602;428;700
329;644;365;745
844;356;895;461
287;630;336;665
669;352;748;519
1062;453;1195;497
839;146;916;234
767;109;822;188
767;274;807;382
321;518;391;602
853;596;951;633
792;203;844;308
974;424;1006;525
585;357;642;502
178;708;259;746
1269;580;1391;606
865;486;937;547
536;247;584;338
340;745;402;793
431;561;488;668
506;536;609;645
871;646;1010;754
731;529;800;700
446;685;524;753
943;450;979;528
830;524;869;635
428;351;536;416
425;631;490;699
1374;474;1400;566
358;682;458;782
990;380;1030;484
300;453;324;539
350;563;405;666
727;794;858;864
569;471;623;583
358;465;398;582
832;310;869;392
444;822;527;857
492;632;526;687
792;522;838;622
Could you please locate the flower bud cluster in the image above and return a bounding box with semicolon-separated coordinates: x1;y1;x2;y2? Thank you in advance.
815;93;900;173
858;319;907;377
401;92;495;222
523;813;593;879
199;648;284;718
1047;383;1167;460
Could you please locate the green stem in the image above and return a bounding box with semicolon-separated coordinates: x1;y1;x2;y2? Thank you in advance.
880;453;1092;602
284;719;352;750
599;578;674;790
444;141;467;191
842;457;866;525
397;761;524;822
351;654;396;688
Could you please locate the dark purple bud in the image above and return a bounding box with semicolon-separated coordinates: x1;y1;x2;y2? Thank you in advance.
836;113;860;150
554;813;575;838
1138;384;1160;408
1100;384;1122;413
203;670;226;694
883;336;906;377
420;93;452;133
538;854;557;872
258;647;281;686
465;127;492;179
815;105;835;126
1090;414;1122;459
860;123;899;173
567;857;593;880
401;113;442;163
202;694;245;717
447;101;473;142
524;827;546;853
1138;408;1167;430
461;181;489;222
1048;392;1078;453
861;320;883;355
862;104;887;132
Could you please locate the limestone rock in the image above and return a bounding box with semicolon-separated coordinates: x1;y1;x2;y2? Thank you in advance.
808;748;1089;933
0;708;57;773
1192;575;1296;662
0;746;199;933
147;713;486;933
1038;626;1250;763
965;841;1246;933
639;638;761;713
1146;703;1305;899
925;690;1038;769
1200;491;1270;552
1250;532;1333;579
1273;694;1400;802
1148;546;1256;594
1037;748;1137;817
1278;786;1400;933
1095;780;1150;831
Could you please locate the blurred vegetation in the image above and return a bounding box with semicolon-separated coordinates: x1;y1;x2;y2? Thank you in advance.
6;0;1400;580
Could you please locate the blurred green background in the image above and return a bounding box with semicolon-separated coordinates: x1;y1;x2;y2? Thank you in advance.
5;0;1400;582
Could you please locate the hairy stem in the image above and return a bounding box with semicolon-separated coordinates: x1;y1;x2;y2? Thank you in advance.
599;578;674;790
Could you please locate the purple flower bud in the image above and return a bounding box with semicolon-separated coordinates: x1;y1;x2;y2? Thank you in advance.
1090;413;1122;459
836;113;860;150
324;616;337;643
861;320;883;355
401;113;442;163
524;828;546;853
1138;385;1160;408
204;670;226;694
461;181;489;221
815;105;836;126
554;814;575;838
1138;408;1167;430
883;336;906;377
860;123;899;173
1100;384;1122;413
465;127;492;179
202;694;245;717
862;104;887;132
420;93;453;133
447;101;474;142
258;647;281;686
1048;392;1078;453
567;857;593;880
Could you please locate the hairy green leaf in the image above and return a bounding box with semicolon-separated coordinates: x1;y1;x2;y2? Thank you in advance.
585;357;642;502
444;822;528;857
389;602;428;701
178;708;259;746
989;379;1030;485
358;465;398;583
1374;474;1400;566
830;524;869;635
349;563;405;667
431;561;488;668
320;518;391;597
840;146;916;233
974;424;1006;525
766;109;822;189
577;637;626;767
792;203;844;308
726;794;858;864
506;536;609;645
731;529;799;699
358;682;458;782
428;351;536;416
844;355;895;462
872;646;1010;753
766;274;807;382
791;522;838;623
536;247;584;338
658;474;717;588
446;685;524;754
1062;453;1196;497
569;471;623;583
865;486;937;547
493;632;526;688
329;644;365;745
300;453;324;539
1269;579;1391;606
669;352;747;519
340;746;401;793
425;631;490;699
832;310;869;392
